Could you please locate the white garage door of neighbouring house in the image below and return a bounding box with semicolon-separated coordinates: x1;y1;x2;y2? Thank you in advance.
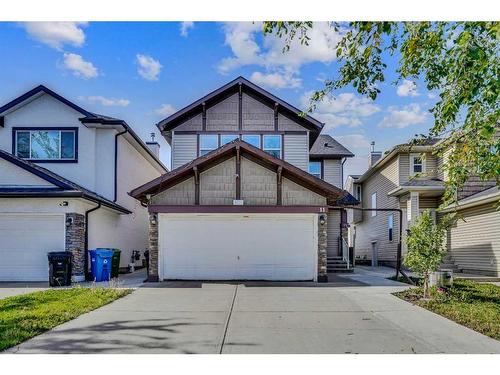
0;214;65;281
159;213;318;281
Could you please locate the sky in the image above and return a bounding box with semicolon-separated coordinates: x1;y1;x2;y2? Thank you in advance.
0;21;439;182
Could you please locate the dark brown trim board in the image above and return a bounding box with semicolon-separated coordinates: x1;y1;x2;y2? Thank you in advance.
130;139;358;207
149;205;329;214
235;145;241;200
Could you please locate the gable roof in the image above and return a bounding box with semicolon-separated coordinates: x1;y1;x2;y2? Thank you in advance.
0;85;96;119
130;139;358;206
0;149;131;214
0;85;167;172
309;134;354;158
156;76;324;139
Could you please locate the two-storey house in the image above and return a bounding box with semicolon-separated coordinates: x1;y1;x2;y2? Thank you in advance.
131;77;357;282
346;139;499;276
0;85;167;281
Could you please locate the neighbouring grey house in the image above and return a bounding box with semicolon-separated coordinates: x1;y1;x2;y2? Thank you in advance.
131;76;357;282
346;139;499;276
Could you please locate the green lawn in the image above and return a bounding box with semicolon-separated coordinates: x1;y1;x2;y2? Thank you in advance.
394;280;500;340
0;287;131;351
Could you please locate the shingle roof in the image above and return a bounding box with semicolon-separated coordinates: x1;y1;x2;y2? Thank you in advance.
0;149;131;214
309;135;354;158
400;179;444;187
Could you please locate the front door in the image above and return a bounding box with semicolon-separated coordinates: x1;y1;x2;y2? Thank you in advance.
371;241;378;267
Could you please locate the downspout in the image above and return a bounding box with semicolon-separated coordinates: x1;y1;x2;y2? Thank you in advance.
84;202;101;281
341;157;347;188
114;128;128;202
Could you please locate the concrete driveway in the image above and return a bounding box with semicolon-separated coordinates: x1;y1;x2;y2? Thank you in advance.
6;274;500;354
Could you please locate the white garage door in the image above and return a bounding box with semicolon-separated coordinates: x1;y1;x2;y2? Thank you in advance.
0;214;65;281
159;213;317;281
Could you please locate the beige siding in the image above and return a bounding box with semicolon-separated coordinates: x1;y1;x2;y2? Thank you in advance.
206;94;238;131
323;159;342;188
327;211;340;257
151;177;195;205
400;152;437;183
283;134;309;171
241;93;274;131
282;178;326;206
447;204;500;276
200;158;236;205
241;158;277;205
172;133;197;170
278;113;306;131
420;197;439;209
354;156;400;263
175;113;203;131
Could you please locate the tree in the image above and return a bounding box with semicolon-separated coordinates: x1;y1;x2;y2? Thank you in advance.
262;22;499;206
404;210;452;298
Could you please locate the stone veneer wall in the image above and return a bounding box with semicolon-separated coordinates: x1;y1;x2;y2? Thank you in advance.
148;213;159;282
317;213;328;282
65;213;85;281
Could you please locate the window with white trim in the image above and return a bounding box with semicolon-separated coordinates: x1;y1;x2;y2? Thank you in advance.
371;192;377;216
309;161;321;179
263;135;282;158
410;153;425;175
14;128;77;162
199;134;218;156
221;134;239;145
241;134;260;148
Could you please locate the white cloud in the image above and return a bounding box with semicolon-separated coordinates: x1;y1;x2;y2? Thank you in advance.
22;22;87;50
180;22;194;37
250;71;301;89
80;96;130;107
427;92;438;99
300;91;381;131
218;22;343;80
136;54;162;81
155;103;176;117
378;103;428;129
396;79;419;97
61;53;98;79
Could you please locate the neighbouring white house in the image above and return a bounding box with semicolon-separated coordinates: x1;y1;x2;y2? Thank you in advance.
0;85;167;281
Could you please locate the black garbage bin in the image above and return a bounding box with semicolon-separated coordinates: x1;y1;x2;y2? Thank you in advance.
48;251;72;287
111;249;121;278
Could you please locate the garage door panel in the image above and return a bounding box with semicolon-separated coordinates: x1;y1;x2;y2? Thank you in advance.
0;214;65;281
159;214;317;281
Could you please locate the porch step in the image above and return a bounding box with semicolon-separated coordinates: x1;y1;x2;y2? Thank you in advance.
327;257;353;273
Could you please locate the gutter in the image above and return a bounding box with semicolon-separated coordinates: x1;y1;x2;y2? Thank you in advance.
439;191;500;213
84;202;101;281
114;128;128;202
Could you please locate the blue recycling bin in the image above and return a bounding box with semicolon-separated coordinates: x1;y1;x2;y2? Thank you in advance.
89;248;114;282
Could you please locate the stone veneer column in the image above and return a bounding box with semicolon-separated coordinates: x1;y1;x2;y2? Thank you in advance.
65;213;85;282
317;213;328;283
148;213;159;282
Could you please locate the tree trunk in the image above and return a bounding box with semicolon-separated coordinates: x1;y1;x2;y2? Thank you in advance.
423;273;429;299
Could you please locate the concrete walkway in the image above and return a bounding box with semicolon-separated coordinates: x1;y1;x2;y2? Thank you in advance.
0;269;146;300
6;272;500;354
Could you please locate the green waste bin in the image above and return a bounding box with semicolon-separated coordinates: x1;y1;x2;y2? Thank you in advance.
111;249;121;278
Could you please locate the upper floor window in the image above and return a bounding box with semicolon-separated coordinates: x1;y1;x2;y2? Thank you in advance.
221;134;239;145
14;128;77;162
356;185;362;203
241;134;260;148
410;153;425;174
263;135;281;158
309;161;321;179
371;192;377;217
199;134;218;156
